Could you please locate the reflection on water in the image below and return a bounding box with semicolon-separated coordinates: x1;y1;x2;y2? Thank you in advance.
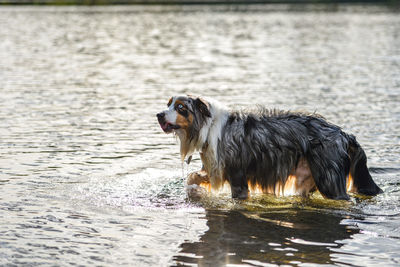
174;209;359;266
0;4;400;266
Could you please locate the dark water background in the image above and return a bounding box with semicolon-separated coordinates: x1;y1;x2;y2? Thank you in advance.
0;4;399;266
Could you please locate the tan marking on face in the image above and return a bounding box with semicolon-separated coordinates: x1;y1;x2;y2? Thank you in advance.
174;101;194;138
174;100;186;109
175;113;192;128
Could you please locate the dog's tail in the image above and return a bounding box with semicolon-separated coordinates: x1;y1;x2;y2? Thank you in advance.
348;135;383;196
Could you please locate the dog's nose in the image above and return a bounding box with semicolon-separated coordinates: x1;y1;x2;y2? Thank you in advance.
157;112;165;119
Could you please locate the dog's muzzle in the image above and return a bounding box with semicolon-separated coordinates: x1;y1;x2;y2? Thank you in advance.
157;112;180;133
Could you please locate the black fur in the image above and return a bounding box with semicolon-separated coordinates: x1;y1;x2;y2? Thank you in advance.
218;109;382;200
348;136;383;196
188;97;211;143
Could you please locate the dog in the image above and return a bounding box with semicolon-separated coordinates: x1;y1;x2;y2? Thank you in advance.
156;95;382;200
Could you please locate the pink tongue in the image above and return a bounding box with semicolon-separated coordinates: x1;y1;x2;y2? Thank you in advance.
162;122;170;131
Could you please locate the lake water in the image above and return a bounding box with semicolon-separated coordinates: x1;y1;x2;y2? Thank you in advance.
0;4;399;266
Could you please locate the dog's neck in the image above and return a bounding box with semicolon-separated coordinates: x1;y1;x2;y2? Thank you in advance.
201;99;229;152
178;99;229;165
198;101;229;188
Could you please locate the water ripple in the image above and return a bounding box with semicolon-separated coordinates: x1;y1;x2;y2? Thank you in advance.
0;4;399;266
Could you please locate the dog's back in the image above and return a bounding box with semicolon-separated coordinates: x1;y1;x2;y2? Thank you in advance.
218;109;382;199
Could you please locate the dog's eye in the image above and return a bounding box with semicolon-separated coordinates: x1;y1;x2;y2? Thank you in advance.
177;104;184;110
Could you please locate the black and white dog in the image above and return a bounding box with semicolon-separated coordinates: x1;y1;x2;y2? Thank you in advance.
157;95;382;200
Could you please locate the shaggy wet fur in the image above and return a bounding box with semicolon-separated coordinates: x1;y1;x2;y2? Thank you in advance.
157;96;383;200
219;109;381;200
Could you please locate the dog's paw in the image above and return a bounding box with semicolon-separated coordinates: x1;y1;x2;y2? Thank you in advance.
187;170;209;186
186;184;208;201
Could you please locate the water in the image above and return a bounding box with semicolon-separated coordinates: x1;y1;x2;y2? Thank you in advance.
0;4;399;266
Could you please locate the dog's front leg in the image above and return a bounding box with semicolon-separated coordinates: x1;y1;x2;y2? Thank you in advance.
187;169;210;186
227;169;249;200
186;168;210;200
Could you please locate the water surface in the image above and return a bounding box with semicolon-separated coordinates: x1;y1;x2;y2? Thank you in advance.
0;4;399;266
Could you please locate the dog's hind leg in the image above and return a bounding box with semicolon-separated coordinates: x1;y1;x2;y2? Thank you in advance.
348;135;382;196
306;143;350;200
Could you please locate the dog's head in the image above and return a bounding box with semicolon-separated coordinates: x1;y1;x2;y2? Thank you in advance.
156;95;211;140
157;95;228;162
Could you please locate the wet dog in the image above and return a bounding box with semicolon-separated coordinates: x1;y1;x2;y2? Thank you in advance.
157;95;382;200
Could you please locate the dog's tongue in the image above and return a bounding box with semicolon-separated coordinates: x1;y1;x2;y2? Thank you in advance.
160;121;180;132
161;122;174;132
161;123;169;131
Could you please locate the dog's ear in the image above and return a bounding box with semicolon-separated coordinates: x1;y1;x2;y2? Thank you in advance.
194;97;211;118
167;97;173;107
